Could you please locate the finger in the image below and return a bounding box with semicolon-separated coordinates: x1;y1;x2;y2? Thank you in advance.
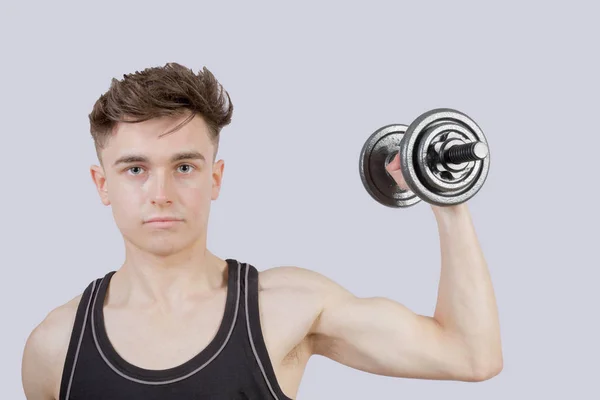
385;151;401;172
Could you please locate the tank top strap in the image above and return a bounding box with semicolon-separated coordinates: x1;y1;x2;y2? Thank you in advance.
238;262;294;400
59;277;103;400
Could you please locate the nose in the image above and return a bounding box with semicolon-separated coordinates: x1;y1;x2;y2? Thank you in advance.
149;171;173;206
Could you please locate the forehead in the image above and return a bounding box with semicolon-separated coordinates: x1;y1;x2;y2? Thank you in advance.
103;114;212;162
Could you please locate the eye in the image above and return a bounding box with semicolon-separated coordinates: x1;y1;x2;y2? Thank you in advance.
177;164;195;174
127;166;145;175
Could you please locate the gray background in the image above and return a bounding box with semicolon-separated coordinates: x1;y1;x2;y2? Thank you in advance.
2;1;599;398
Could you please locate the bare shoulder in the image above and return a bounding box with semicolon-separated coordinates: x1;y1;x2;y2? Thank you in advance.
22;294;83;399
258;265;354;305
24;294;82;362
256;266;355;340
258;265;345;292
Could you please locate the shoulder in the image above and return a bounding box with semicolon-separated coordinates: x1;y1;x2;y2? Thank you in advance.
258;265;342;293
258;265;355;298
22;293;84;399
255;265;358;352
257;265;356;319
24;293;83;362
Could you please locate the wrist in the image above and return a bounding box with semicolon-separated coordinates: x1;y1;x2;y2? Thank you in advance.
431;202;470;222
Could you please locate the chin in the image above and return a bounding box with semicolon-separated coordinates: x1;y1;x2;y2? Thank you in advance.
124;229;203;256
153;233;205;255
145;238;187;256
122;235;179;257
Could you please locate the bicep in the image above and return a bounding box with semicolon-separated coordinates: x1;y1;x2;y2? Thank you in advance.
309;286;475;381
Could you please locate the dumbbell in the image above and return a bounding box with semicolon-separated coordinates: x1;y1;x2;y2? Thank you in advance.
359;108;490;207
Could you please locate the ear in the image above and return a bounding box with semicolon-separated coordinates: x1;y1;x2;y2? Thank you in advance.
90;164;111;206
211;159;225;201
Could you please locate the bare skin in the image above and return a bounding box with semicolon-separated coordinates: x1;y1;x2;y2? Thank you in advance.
22;112;503;399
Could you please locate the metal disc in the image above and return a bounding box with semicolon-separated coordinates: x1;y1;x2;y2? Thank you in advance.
359;124;421;208
399;108;490;206
416;123;482;192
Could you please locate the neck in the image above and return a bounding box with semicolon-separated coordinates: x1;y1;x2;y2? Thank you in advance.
110;239;228;308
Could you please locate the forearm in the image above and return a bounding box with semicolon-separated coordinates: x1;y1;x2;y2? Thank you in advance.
430;203;502;371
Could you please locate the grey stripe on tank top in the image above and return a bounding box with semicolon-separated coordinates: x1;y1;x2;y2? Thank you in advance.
244;263;283;400
63;279;97;400
87;261;241;385
64;261;284;399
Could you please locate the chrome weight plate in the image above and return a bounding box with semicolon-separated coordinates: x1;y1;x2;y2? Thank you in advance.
399;108;490;206
359;124;421;208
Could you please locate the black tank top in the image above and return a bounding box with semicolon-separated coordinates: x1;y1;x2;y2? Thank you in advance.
58;259;294;400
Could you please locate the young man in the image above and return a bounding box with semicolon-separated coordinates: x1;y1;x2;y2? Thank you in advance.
21;63;502;400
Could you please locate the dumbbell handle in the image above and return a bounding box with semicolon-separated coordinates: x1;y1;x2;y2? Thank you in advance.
442;141;488;164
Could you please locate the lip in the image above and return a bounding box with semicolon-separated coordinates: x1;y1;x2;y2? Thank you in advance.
144;217;183;227
145;217;182;223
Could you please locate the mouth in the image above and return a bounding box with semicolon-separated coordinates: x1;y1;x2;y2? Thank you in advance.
144;218;183;227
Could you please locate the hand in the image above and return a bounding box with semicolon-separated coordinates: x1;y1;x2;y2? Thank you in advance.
385;152;465;214
384;152;410;191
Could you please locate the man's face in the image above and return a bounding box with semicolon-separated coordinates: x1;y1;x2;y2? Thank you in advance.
90;113;224;257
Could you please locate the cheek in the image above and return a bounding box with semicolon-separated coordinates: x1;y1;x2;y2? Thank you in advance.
179;175;205;190
121;182;146;203
180;170;212;194
178;180;212;213
181;182;210;205
109;182;144;218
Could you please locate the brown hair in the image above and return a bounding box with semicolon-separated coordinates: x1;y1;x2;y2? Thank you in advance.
89;62;233;163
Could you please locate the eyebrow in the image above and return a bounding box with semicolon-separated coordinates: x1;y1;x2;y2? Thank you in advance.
113;151;206;167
